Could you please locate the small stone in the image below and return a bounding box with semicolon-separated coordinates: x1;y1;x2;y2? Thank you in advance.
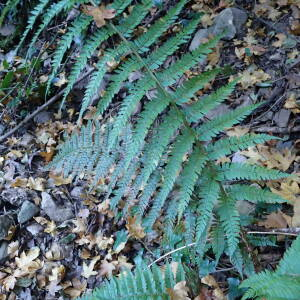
26;223;44;235
70;187;84;199
0;241;8;261
0;215;13;240
41;192;74;222
232;152;247;163
34;111;52;124
205;104;231;120
273;109;291;128
189;29;210;51
18;201;39;224
19;133;34;148
212;8;248;40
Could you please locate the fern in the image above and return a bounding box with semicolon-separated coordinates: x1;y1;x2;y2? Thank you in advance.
240;236;300;300
41;0;291;272
79;263;186;300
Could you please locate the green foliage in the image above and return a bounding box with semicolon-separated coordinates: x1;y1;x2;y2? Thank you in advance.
47;0;289;266
79;263;186;300
240;236;300;299
17;0;294;297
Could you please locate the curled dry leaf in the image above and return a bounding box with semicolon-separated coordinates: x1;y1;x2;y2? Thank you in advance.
81;4;116;28
81;256;100;279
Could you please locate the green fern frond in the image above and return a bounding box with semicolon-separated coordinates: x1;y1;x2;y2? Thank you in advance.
196;169;220;239
0;0;20;27
198;103;261;141
228;184;287;204
177;148;207;221
217;194;240;256
47;15;92;95
207;133;278;160
211;222;225;263
79;263;186;300
28;0;71;54
143;129;195;228
16;0;50;51
184;79;238;122
218;162;290;181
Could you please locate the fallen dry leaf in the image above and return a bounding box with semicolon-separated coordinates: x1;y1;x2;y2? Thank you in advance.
81;4;116;28
166;281;191;300
99;260;116;277
81;256;100;279
126;216;146;239
258;211;292;229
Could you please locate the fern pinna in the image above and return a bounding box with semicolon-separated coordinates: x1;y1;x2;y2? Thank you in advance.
41;0;290;270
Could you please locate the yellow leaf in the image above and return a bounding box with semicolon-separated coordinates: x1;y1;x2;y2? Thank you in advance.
81;4;116;28
49;172;72;186
166;281;191;300
15;247;40;270
284;93;300;114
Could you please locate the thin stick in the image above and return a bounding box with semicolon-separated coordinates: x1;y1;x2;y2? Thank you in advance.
247;231;299;237
0;68;94;143
148;243;196;268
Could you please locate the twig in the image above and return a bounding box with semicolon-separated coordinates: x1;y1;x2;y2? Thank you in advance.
252;126;300;134
148;243;196;268
0;68;94;143
247;227;300;237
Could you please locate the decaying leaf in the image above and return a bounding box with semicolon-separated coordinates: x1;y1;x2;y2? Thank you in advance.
126;216;146;239
99;260;116;277
166;281;191;300
81;256;100;279
258;211;292;229
81;4;116;28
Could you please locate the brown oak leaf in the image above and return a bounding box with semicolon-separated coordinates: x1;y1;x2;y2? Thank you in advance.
81;4;116;28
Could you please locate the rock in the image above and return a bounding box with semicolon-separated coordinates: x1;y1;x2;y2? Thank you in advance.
1;188;38;207
19;133;34;148
0;24;16;36
41;192;74;222
189;29;210;51
273;109;291;128
26;223;44;235
0;215;13;240
205;104;231;120
34;111;52;124
0;241;8;261
70;187;84;199
211;8;248;40
232;152;247;163
18;200;39;224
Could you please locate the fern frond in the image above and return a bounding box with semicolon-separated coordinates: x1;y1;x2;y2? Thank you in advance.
16;0;50;51
211;222;225;263
207;133;278;160
228;184;287;204
196;169;220;239
60;0;133;109
27;0;71;54
79;0;153;119
184;79;238;122
79;263;185;300
240;271;300;300
177;148;207;221
47;15;92;94
107;16;201;148
218;162;290;181
143;128;195;228
198;103;261;141
0;0;20;27
217;194;240;256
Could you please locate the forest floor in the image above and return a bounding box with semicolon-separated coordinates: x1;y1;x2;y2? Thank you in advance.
0;0;300;299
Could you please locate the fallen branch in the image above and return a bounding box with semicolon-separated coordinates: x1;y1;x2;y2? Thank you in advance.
0;68;94;143
247;227;300;237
